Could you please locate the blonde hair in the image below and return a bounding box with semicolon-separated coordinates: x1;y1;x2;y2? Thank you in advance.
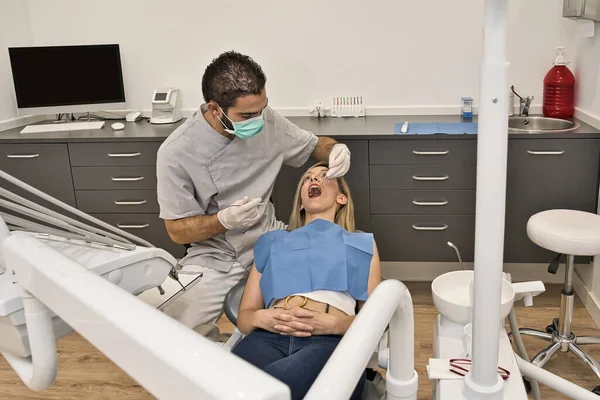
287;161;355;232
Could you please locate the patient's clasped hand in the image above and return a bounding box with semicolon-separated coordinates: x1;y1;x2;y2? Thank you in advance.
233;162;382;400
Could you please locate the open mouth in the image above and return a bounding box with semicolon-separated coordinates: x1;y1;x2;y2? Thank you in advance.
308;183;322;198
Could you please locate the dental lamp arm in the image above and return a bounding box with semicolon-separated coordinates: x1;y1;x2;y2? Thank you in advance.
1;232;290;400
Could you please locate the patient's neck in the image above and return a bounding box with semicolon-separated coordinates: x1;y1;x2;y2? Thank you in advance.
305;210;336;225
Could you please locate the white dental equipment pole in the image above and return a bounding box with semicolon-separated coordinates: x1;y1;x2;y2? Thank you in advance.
1;232;290;400
467;0;510;398
515;354;600;399
305;280;418;400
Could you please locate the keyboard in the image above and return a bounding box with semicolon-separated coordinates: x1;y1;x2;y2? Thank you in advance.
20;121;106;134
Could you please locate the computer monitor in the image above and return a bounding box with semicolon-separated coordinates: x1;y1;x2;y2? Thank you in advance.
8;44;126;116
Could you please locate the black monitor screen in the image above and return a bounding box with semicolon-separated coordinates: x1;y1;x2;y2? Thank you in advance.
8;44;125;109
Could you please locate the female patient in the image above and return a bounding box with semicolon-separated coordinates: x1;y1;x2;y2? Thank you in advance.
232;162;382;399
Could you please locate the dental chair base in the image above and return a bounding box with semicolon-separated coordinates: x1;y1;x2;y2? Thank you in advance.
433;314;528;400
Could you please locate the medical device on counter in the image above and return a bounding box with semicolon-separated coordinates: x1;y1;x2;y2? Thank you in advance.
331;96;365;118
150;88;182;124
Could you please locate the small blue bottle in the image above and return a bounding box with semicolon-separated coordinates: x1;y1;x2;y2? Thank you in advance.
461;97;473;121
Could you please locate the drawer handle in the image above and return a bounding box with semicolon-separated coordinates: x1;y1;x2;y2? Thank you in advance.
412;200;449;206
412;175;449;181
527;150;565;155
111;176;144;182
412;224;448;231
114;200;147;205
412;150;450;155
108;152;142;158
6;154;40;159
117;223;150;229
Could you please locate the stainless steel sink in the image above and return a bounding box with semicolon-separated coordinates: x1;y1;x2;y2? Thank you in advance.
508;116;580;133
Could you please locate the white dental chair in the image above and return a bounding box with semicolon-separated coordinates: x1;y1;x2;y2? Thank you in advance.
220;279;388;400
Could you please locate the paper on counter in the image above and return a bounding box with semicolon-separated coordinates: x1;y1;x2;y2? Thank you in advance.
427;358;464;380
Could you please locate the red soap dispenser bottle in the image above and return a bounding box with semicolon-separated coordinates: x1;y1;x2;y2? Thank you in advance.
543;46;575;119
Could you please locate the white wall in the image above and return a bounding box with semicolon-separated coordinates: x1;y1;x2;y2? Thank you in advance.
574;22;600;122
16;0;578;115
570;22;600;328
0;0;33;122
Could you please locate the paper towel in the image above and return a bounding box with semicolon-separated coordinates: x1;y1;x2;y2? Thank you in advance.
577;19;595;38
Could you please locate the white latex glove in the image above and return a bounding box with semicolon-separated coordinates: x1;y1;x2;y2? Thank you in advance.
217;196;263;230
325;143;351;179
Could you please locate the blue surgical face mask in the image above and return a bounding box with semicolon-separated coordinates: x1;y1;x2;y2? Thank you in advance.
218;106;264;139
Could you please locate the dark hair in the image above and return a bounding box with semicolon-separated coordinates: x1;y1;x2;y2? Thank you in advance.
202;51;266;111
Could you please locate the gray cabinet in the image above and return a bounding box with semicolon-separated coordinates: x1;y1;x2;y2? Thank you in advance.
370;137;600;263
72;166;157;190
370;165;476;190
371;190;476;215
69;142;162;166
90;213;185;258
0;143;76;207
274;140;370;232
75;190;159;214
369;139;477;164
69;140;182;258
372;215;475;262
369;139;477;262
504;138;600;263
2;124;599;265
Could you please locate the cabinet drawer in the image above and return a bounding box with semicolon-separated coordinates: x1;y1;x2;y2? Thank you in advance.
76;190;159;213
503;138;600;263
90;213;185;259
371;215;475;262
370;190;476;215
369;139;476;165
370;165;476;190
0;143;75;206
72;166;157;190
69;142;162;166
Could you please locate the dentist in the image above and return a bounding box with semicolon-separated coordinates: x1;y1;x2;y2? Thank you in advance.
156;51;351;329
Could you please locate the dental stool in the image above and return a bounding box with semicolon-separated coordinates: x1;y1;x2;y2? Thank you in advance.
520;209;600;382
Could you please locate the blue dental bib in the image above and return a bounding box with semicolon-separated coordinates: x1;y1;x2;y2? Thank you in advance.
253;219;374;308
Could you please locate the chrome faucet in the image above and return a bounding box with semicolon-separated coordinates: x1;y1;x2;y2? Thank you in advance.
511;85;534;117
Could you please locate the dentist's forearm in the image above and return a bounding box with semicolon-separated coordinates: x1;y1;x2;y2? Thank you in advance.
312;136;338;161
163;213;227;244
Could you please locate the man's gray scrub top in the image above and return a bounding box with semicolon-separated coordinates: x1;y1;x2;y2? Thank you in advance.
156;105;319;272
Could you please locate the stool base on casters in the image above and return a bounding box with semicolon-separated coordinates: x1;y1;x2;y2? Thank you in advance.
519;296;600;382
524;209;600;394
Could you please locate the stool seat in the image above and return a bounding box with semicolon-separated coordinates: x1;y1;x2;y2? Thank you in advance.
527;209;600;256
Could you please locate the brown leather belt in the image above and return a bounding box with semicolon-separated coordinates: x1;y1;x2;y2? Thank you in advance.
270;295;347;318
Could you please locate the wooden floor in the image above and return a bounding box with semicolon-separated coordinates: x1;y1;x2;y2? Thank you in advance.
1;283;600;399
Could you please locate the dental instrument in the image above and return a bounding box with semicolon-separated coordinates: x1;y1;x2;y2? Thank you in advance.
225;202;268;207
400;121;409;133
447;241;465;270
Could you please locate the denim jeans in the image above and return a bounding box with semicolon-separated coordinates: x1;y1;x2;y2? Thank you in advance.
232;329;366;400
